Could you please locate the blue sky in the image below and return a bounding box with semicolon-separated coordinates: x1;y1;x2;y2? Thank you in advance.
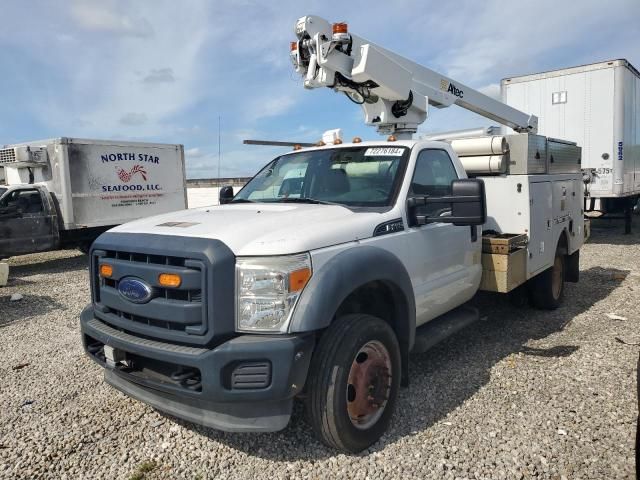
1;0;638;178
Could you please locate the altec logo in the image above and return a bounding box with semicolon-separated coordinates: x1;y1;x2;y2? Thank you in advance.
441;79;464;98
117;165;148;183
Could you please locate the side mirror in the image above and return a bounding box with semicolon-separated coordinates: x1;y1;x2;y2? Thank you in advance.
408;179;486;227
219;185;234;205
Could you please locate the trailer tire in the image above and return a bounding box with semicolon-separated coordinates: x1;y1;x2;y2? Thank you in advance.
304;314;400;452
528;248;565;310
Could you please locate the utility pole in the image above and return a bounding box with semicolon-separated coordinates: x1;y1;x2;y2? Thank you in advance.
217;116;222;187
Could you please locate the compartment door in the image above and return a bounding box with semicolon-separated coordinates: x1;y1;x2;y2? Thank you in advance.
528;181;553;276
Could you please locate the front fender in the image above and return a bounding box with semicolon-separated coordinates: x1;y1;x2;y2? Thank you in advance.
289;245;416;351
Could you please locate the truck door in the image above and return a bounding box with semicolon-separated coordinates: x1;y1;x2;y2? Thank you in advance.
0;187;58;257
404;149;481;326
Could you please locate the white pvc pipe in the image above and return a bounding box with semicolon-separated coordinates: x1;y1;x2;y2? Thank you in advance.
450;136;508;156
459;155;506;174
422;126;500;141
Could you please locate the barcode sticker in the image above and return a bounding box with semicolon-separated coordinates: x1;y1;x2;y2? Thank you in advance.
364;147;405;156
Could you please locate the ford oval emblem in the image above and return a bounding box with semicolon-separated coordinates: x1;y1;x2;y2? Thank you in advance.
118;277;153;304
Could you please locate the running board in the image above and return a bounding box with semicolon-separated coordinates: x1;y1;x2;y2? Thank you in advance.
412;305;480;354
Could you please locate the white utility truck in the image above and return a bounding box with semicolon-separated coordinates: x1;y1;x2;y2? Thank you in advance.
0;138;187;258
80;16;585;452
502;59;640;233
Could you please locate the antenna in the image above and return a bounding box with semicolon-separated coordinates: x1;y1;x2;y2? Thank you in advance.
217;116;222;187
243;139;315;147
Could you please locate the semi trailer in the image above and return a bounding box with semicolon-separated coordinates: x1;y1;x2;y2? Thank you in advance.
502;59;640;233
80;16;586;452
0;138;187;258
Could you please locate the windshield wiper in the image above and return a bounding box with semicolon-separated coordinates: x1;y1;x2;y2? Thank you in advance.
276;197;338;205
228;198;255;203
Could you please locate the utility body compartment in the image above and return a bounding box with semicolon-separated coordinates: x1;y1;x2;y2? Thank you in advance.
479;173;584;292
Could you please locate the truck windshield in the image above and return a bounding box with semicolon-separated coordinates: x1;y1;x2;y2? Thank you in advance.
233;146;409;207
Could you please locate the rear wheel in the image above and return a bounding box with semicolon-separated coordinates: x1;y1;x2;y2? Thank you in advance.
305;314;400;452
528;247;565;309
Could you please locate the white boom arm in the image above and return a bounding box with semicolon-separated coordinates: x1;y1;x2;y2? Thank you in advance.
291;16;538;138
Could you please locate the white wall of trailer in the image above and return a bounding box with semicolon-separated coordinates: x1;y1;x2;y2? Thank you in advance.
501;60;640;198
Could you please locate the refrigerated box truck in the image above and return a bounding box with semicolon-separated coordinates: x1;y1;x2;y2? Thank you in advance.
0;138;187;258
501;59;640;232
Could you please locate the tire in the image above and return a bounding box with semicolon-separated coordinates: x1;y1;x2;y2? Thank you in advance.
528;247;565;310
305;314;401;452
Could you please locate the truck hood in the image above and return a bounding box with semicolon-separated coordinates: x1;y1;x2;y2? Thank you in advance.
108;203;391;256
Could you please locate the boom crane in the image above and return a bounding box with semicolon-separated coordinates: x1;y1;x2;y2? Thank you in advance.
291;15;538;139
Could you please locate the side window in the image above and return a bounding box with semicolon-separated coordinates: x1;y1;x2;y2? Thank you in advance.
409;149;458;217
0;189;44;215
0;190;19;208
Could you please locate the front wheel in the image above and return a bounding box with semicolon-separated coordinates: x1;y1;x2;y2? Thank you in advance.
528;248;565;309
305;314;401;452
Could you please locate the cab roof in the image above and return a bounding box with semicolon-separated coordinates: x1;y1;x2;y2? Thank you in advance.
279;139;446;156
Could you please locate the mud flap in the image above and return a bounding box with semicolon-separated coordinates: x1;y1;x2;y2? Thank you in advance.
566;250;579;283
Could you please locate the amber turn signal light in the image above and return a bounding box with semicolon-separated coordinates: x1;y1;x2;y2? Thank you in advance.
332;23;348;34
290;41;298;51
289;268;311;292
99;264;113;278
158;273;182;288
352;137;362;143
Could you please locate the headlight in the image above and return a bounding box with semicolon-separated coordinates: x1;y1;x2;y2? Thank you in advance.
236;253;312;333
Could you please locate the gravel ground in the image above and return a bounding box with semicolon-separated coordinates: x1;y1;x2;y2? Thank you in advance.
0;220;638;479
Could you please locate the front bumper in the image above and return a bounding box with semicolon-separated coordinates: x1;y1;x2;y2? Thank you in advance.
80;306;314;432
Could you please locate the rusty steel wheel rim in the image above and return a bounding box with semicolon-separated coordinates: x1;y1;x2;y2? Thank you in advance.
346;340;392;430
552;255;563;300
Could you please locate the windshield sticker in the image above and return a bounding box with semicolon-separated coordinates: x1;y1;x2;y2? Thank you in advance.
364;147;404;156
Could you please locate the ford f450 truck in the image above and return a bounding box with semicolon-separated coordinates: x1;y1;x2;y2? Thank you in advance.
80;16;586;452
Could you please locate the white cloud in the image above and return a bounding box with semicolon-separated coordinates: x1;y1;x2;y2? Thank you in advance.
185;147;204;158
142;68;175;84
1;0;638;179
254;94;297;120
478;83;501;101
70;1;154;38
119;113;148;126
428;0;636;85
